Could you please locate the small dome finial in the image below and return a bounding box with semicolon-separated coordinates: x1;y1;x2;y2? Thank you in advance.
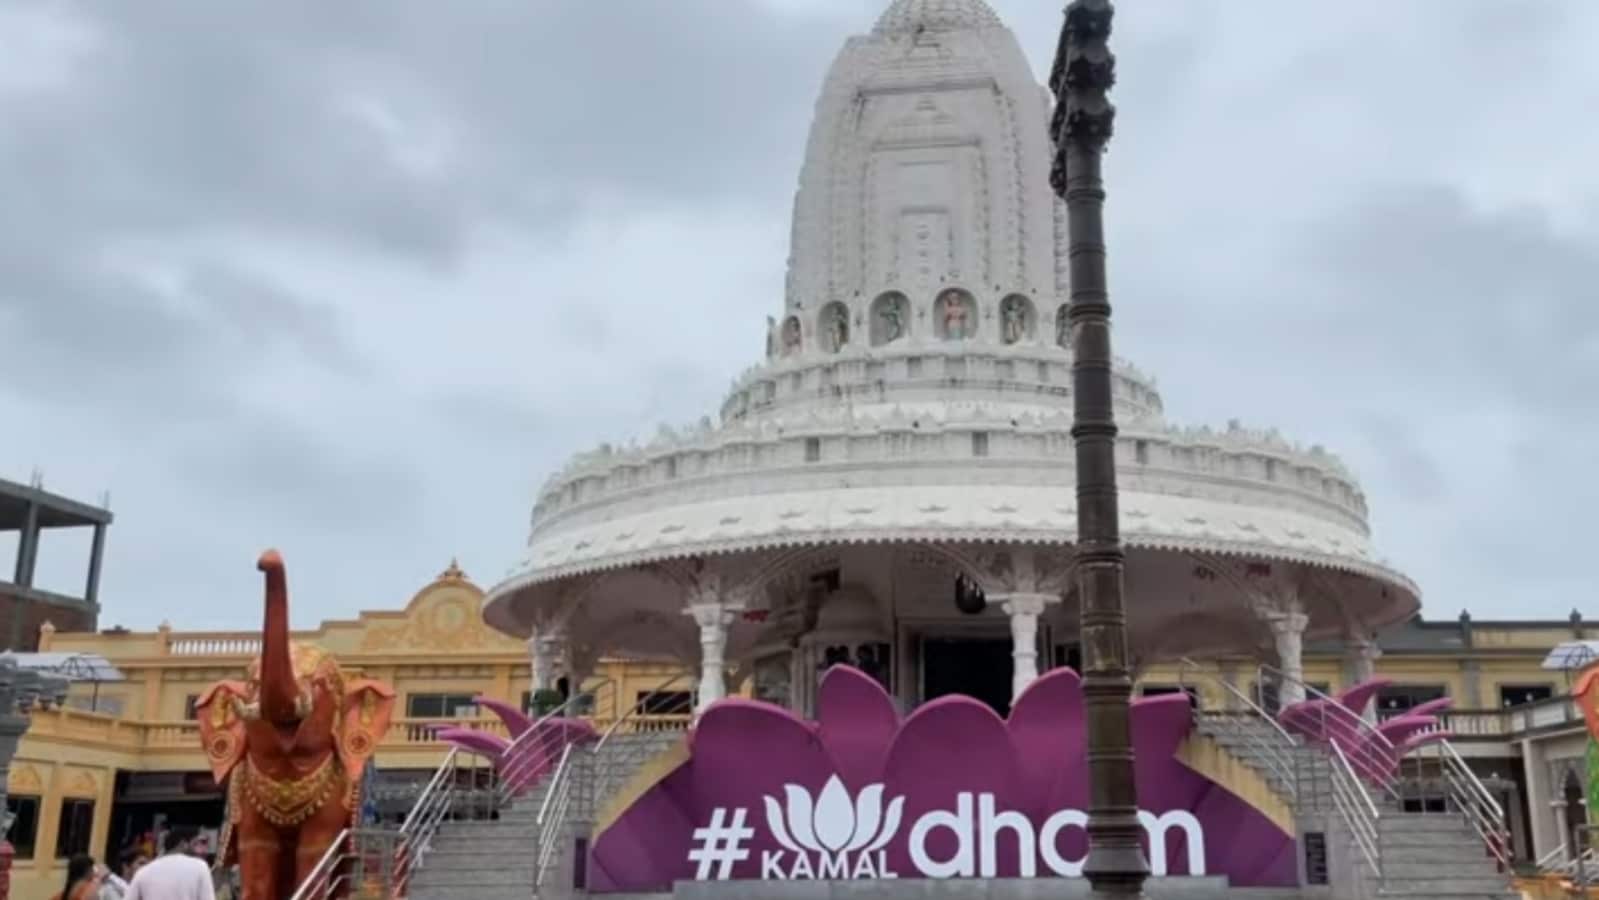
439;558;467;581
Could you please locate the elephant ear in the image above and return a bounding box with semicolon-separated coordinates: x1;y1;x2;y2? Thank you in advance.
1576;663;1599;738
195;679;250;783
338;678;396;783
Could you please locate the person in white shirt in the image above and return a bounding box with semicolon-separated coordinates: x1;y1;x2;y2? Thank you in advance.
125;826;216;900
98;848;148;900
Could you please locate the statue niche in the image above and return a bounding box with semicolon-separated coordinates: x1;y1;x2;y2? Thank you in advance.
869;292;910;346
818;302;850;353
935;289;977;341
781;315;802;356
999;294;1034;345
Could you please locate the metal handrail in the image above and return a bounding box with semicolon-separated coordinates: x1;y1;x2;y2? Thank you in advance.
400;746;459;835
595;670;694;750
1327;739;1383;882
1572;827;1599;887
1257;663;1399;796
1537;842;1569;869
1177;658;1300;802
1432;740;1511;868
532;743;578;892
287;828;352;900
494;676;617;806
390;746;465;893
528;670;694;897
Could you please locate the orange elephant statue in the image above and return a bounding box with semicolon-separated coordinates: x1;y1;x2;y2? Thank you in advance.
195;550;396;900
1578;662;1599;833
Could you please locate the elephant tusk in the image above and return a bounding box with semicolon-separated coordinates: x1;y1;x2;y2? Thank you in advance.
294;691;312;719
233;698;261;721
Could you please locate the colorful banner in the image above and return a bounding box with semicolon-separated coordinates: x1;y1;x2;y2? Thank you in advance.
588;666;1297;892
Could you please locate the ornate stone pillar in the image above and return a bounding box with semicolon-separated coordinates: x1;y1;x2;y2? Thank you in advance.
1342;635;1382;720
1262;607;1310;708
528;632;564;694
1001;594;1053;701
689;601;736;713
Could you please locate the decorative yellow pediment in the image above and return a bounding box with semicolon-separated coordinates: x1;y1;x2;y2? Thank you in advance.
8;764;43;795
357;562;521;653
64;768;99;798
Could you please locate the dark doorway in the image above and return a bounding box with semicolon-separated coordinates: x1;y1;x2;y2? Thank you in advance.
922;637;1013;717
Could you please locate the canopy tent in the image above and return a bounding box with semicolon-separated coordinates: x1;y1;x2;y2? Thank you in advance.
1541;640;1599;672
0;652;124;682
0;651;125;713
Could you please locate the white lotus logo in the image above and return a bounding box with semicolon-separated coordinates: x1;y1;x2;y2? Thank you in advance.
764;775;904;855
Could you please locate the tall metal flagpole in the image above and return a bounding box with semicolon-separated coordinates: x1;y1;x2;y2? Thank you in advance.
1049;1;1149;895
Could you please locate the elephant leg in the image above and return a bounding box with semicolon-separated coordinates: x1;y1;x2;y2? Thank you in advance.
237;832;283;900
296;797;357;898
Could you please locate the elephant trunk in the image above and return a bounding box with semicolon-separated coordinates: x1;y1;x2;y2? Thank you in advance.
256;549;301;726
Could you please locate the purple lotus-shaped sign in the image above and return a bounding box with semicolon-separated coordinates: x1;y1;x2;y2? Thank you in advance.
587;666;1298;891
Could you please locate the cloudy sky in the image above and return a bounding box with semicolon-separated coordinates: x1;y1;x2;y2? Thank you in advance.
2;0;1595;631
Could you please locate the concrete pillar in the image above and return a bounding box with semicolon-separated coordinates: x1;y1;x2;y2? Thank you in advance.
1000;593;1052;701
1461;659;1484;709
1263;607;1310;708
84;523;107;606
11;503;38;588
688;601;735;713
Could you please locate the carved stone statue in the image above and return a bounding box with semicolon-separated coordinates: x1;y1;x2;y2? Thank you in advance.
1056;307;1070;348
821;304;849;352
1001;296;1028;344
876;294;906;344
938;290;973;340
766;315;777;358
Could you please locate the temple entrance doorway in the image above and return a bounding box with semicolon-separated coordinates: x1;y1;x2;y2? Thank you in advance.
921;637;1013;717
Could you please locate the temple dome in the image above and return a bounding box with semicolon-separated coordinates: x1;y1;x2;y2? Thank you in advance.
873;0;1004;35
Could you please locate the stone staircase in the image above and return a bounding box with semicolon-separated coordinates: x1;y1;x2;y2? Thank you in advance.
407;730;686;900
1195;713;1516;899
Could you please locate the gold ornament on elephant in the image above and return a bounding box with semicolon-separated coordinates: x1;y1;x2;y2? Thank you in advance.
242;755;343;828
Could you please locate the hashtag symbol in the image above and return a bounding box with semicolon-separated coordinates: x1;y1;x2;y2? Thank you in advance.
688;807;753;880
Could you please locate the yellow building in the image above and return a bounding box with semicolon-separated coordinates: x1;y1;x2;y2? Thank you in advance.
1;557;1592;899
2;561;697;900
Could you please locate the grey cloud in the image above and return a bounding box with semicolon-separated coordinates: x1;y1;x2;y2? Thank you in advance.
4;0;1597;626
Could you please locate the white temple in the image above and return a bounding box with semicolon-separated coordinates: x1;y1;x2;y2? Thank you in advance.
482;0;1418;718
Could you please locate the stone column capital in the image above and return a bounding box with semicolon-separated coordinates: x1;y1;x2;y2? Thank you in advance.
999;592;1056;619
1261;608;1309;635
686;601;739;631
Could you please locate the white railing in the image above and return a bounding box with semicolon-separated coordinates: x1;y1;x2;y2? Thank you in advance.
533;743;578;895
1430;740;1511;868
168;636;262;656
588;672;694;807
1258;663;1400;799
530;671;695;897
392;746;469;894
1327;740;1383;882
1177;659;1300;803
1568;826;1599;887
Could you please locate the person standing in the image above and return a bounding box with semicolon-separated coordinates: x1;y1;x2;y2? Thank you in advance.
98;848;148;900
52;854;102;900
124;826;215;900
